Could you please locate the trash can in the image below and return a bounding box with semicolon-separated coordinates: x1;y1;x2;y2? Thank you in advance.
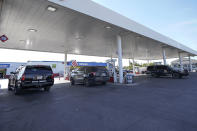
124;73;134;84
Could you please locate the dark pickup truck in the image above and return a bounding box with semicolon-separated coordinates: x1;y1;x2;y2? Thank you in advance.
147;65;189;79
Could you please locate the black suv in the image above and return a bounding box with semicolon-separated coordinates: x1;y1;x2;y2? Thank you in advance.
8;65;54;94
70;66;109;86
147;65;189;79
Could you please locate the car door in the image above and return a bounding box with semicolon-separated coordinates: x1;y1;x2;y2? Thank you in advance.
166;66;173;76
10;70;19;86
9;74;15;86
163;66;169;76
156;66;165;76
10;72;19;87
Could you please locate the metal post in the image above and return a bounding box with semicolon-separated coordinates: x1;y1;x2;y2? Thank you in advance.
133;58;135;75
188;55;192;72
178;52;183;71
64;53;67;80
117;35;123;84
147;60;150;64
162;48;167;65
112;60;117;83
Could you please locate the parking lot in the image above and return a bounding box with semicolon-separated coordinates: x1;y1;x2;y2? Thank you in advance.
0;73;197;131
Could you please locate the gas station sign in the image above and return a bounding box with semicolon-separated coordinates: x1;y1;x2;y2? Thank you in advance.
0;35;8;42
67;61;107;67
0;64;10;69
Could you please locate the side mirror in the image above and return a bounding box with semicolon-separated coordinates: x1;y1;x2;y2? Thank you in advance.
10;72;15;74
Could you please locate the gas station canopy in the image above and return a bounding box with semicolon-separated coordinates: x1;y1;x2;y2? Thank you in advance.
0;0;197;60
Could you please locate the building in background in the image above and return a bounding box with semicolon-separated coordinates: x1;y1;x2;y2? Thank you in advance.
0;62;26;78
0;61;108;79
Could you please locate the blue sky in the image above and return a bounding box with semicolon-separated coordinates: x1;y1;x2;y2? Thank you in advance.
92;0;197;51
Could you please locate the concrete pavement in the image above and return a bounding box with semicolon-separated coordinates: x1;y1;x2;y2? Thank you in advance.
0;73;197;131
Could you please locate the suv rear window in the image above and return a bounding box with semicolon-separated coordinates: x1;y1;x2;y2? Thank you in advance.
25;66;52;74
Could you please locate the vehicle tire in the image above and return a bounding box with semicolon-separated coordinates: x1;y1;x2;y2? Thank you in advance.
8;86;12;91
172;73;180;79
44;86;51;92
102;82;106;85
151;73;159;78
14;86;20;95
156;75;160;78
8;83;12;91
70;78;75;86
14;82;21;95
8;80;12;91
84;78;91;87
179;75;182;79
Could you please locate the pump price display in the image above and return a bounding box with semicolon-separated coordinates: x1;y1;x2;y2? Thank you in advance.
0;35;8;42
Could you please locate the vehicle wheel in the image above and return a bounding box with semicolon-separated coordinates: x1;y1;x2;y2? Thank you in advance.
8;86;12;91
156;75;160;78
84;79;91;87
44;86;51;92
14;86;20;95
70;78;75;86
173;73;180;79
8;83;12;91
102;82;106;85
14;82;21;95
151;73;159;78
8;80;12;91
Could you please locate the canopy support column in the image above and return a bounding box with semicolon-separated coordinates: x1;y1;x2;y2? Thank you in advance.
64;53;68;80
133;58;135;75
117;35;123;84
112;57;117;83
162;48;167;65
178;52;183;71
188;55;192;72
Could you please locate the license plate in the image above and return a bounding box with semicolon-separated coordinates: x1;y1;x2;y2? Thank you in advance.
101;73;106;76
37;76;43;80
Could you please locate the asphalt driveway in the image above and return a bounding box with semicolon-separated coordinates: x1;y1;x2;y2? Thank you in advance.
0;73;197;131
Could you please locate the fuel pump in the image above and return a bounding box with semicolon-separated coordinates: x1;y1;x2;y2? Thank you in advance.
106;59;117;83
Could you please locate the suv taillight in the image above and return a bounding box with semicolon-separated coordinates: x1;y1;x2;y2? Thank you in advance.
51;74;55;79
91;72;96;76
21;74;25;81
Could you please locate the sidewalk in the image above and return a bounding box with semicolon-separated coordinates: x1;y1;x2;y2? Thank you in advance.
0;79;9;89
54;77;70;84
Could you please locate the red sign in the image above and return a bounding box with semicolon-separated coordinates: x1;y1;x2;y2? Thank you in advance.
0;35;8;42
72;60;78;67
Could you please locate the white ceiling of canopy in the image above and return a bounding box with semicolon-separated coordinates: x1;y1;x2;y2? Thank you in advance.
0;0;196;60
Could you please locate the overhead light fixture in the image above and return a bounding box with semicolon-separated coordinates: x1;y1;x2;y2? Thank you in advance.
28;29;37;32
19;40;26;43
75;36;84;40
105;26;111;29
47;5;57;12
136;36;141;39
76;38;81;40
